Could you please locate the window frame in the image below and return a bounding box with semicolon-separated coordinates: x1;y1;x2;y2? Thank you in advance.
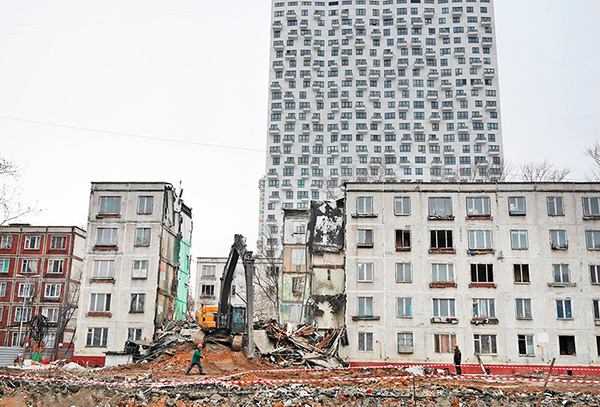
556;299;573;320
47;259;64;274
395;262;412;283
357;262;374;282
394;196;411;215
473;334;497;355
89;293;112;312
585;230;600;250
472;298;496;319
134;228;151;247
508;196;526;216
129;293;146;313
515;298;532;320
0;234;13;249
132;260;149;279
466;197;491;217
546;197;564;216
99;196;121;215
44;283;61;299
24;235;41;250
357;229;374;247
137;196;154;215
49;235;67;250
430;229;454;251
397;332;414;353
432;298;456;318
357;296;373;317
549;230;568;250
583;197;600;218
518;334;535;356
96;228;118;246
470;263;494;284
200;284;215;297
428;197;453;219
396;297;412;318
510;230;529;250
92;259;115;280
202;265;217;278
513;264;530;283
395;229;411;251
358;331;374;352
0;258;9;273
433;333;456;353
86;327;108;347
591;265;600;285
467;230;493;251
356;196;374;215
552;263;571;284
21;258;38;274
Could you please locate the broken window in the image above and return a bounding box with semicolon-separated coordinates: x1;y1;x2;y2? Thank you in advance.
559;335;576;356
358;296;373;316
590;265;600;284
89;294;111;312
547;197;564;216
585;231;600;250
356;196;373;215
552;264;570;284
130;294;146;313
395;229;411;250
428;197;452;218
357;262;374;282
396;297;412;317
134;228;151;247
394;197;410;215
397;332;414;353
474;334;497;354
291;277;304;295
466;197;490;217
201;284;215;297
434;333;456;353
583;197;600;218
468;230;492;250
395;263;412;283
472;298;495;319
86;327;108;347
513;264;530;283
556;299;572;319
430;230;453;250
510;230;528;250
128;328;142;341
358;332;374;352
99;196;121;214
470;264;493;283
92;260;115;279
357;229;373;246
137;196;154;214
515;298;532;319
132;260;148;279
518;334;534;356
433;298;456;318
549;230;568;249
508;196;526;215
431;263;454;283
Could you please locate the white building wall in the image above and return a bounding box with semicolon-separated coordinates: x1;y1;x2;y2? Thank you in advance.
344;183;600;367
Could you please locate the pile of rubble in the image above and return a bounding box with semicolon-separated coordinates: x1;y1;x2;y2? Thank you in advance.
256;320;348;369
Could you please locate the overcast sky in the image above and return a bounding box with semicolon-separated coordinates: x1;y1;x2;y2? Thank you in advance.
0;0;598;259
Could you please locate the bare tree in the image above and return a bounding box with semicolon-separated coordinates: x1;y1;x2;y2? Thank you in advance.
584;141;600;181
0;157;37;225
254;226;282;322
518;159;571;182
53;269;82;360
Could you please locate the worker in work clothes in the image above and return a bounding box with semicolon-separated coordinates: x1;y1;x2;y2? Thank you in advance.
186;344;206;375
454;344;462;375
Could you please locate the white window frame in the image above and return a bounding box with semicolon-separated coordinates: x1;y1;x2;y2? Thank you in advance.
508;196;526;215
358;331;374;352
357;262;374;282
396;297;412;317
41;307;59;322
547;197;564;216
510;230;528;250
43;332;56;348
47;259;64;274
44;283;61;299
397;332;414;353
593;299;600;321
466;197;491;217
89;293;111;312
468;230;493;250
0;234;13;249
92;260;115;279
357;196;373;215
291;248;306;265
549;230;568;249
86;327;108;347
50;235;67;250
99;196;121;214
394;196;410;215
474;334;497;354
586;231;600;250
202;265;216;278
24;235;41;250
17;283;35;298
128;328;143;341
471;263;494;283
357;229;373;245
357;296;373;316
591;265;600;285
428;197;453;218
472;298;496;319
395;262;412;283
21;259;39;274
518;334;535;356
552;264;570;284
433;298;456;318
515;298;532;319
396;229;411;249
132;260;149;279
12;332;26;346
137;196;154;214
556;299;573;319
431;263;454;283
96;228;118;246
130;293;146;313
292;221;306;234
583;197;600;218
433;333;456;353
0;282;6;297
14;307;32;323
134;228;151;247
0;258;9;273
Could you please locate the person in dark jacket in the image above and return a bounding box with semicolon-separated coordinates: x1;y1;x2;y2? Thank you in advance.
453;344;462;375
186;343;206;375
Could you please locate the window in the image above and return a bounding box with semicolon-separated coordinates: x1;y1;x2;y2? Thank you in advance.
547;197;564;216
17;283;35;298
468;230;492;250
395;263;412;283
41;307;59;322
24;235;41;250
293;221;306;234
515;298;532;319
358;332;374;352
96;228;118;246
396;297;412;317
358;296;373;316
428;197;452;218
14;307;32;323
201;284;215;297
433;298;456;318
431;263;454;283
472;298;495;319
508;197;526;215
397;332;414;353
0;234;13;249
0;259;9;273
137;196;154;214
434;333;456;353
552;264;570;284
92;260;115;279
430;230;453;250
556;299;572;319
597;336;600;356
467;197;491;217
593;299;600;321
12;332;26;346
473;334;497;354
86;327;108;347
132;260;148;279
44;283;61;298
583;197;600;218
291;277;304;295
99;196;121;214
89;293;111;312
549;230;568;249
0;282;6;297
134;228;151;247
395;230;411;250
47;259;64;274
559;335;576;356
510;230;528;250
21;259;38;274
591;265;600;284
357;262;373;282
514;264;530;283
291;249;306;266
394;197;410;215
518;334;534;356
128;328;142;341
357;229;373;246
470;264;494;284
357;196;373;215
585;231;600;250
50;236;67;250
130;294;146;313
202;265;216;278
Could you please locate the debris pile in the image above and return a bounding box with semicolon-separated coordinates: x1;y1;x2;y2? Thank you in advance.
128;320;201;363
257;320;347;368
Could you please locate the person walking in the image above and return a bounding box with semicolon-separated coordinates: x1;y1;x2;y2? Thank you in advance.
186;343;206;375
454;344;462;375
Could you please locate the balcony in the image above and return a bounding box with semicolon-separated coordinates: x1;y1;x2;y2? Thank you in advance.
396;18;407;28
371;114;382;123
411;38;422;48
471;113;484;122
397;102;410;111
354;19;365;28
441;80;452;89
481;17;492;27
456;91;467;100
370;29;381;39
484;68;496;78
268;126;280;134
398;80;409;89
383;50;394;59
396;38;408;48
269;147;280;156
355;39;365;49
273;40;284;50
286;11;296;19
272;21;282;29
411;18;423;28
267;171;279;179
429;114;440;123
468;28;479;37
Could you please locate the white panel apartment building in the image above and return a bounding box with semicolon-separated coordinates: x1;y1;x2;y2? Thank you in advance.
344;182;600;367
259;0;503;246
